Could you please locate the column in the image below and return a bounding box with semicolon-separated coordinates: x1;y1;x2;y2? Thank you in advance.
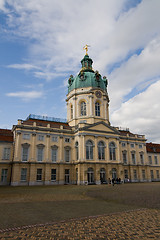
14;131;21;161
89;95;93;116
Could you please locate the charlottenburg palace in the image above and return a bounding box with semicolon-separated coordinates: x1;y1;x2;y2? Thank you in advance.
0;49;160;186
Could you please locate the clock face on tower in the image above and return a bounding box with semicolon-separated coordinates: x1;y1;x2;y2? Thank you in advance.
95;91;102;98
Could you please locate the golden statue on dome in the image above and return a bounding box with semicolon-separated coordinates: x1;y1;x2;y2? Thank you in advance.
83;44;90;55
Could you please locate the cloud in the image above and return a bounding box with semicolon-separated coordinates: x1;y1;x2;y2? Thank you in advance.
111;80;160;142
7;63;40;71
6;90;44;101
1;0;160;142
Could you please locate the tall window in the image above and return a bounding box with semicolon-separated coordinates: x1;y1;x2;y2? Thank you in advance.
133;169;137;180
122;151;127;164
71;105;73;119
95;102;100;116
65;169;70;184
98;141;105;160
37;169;42;181
142;169;145;180
124;169;128;179
1;169;8;182
131;152;136;164
148;156;152;165
86;140;93;160
51;169;56;181
81;101;86;116
87;168;94;184
21;168;27;181
37;145;44;162
3;148;10;160
65;147;71;162
51;146;58;162
154;156;158;165
22;144;29;162
109;142;116;160
140;153;144;164
156;170;159;179
150;170;154;180
75;142;79;160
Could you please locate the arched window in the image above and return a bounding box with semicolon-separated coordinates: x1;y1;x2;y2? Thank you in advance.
81;101;86;116
86;140;93;160
95;102;100;116
75;142;79;160
98;141;105;160
71;104;73;119
109;142;116;160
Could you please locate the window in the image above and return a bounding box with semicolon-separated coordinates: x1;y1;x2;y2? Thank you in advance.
65;147;71;162
133;169;137;180
140;153;144;164
131;153;136;164
51;147;58;162
21;168;27;181
71;105;73;119
150;170;154;180
98;141;105;160
139;144;143;149
95;102;100;116
52;136;58;142
122;151;127;164
122;142;126;147
51;169;56;181
37;145;44;162
87;168;94;184
142;170;145;180
130;143;134;148
38;135;44;141
124;169;128;179
109;142;116;160
3;148;10;160
1;169;8;182
23;133;30;140
112;168;117;179
65;138;70;143
100;168;106;183
22;144;29;162
154;156;158;165
75;142;79;160
156;170;159;179
86;140;93;160
37;169;42;181
148;156;152;165
65;169;70;184
81;101;86;116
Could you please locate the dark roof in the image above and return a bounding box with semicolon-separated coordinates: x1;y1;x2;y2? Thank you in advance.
0;129;13;142
119;130;136;137
146;142;160;153
21;118;72;130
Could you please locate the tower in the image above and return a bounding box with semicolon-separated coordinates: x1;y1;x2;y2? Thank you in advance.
66;47;110;126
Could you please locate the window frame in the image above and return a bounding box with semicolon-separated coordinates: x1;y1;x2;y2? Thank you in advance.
80;101;86;116
86;140;94;160
95;102;100;117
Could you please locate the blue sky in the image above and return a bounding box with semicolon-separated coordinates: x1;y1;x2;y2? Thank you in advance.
1;0;160;142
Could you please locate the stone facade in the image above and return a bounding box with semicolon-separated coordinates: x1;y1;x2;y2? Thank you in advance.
0;53;160;186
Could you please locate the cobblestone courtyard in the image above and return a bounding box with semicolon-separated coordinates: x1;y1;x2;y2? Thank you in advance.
0;209;160;239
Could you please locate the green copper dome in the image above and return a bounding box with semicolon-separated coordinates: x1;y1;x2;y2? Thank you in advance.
68;54;108;93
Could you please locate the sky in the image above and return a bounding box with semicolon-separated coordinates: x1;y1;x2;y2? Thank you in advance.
0;0;160;143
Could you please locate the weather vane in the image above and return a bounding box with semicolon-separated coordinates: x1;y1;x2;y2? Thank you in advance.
83;44;90;55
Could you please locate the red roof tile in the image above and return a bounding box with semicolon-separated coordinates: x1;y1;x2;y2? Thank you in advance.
0;129;13;142
146;142;160;153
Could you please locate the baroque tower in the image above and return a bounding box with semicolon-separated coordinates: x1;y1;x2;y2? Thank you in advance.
66;46;109;127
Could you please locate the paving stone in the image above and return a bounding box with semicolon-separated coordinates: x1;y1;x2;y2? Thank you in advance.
0;209;160;239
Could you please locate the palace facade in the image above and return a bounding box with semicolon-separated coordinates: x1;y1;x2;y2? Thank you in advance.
0;52;160;186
